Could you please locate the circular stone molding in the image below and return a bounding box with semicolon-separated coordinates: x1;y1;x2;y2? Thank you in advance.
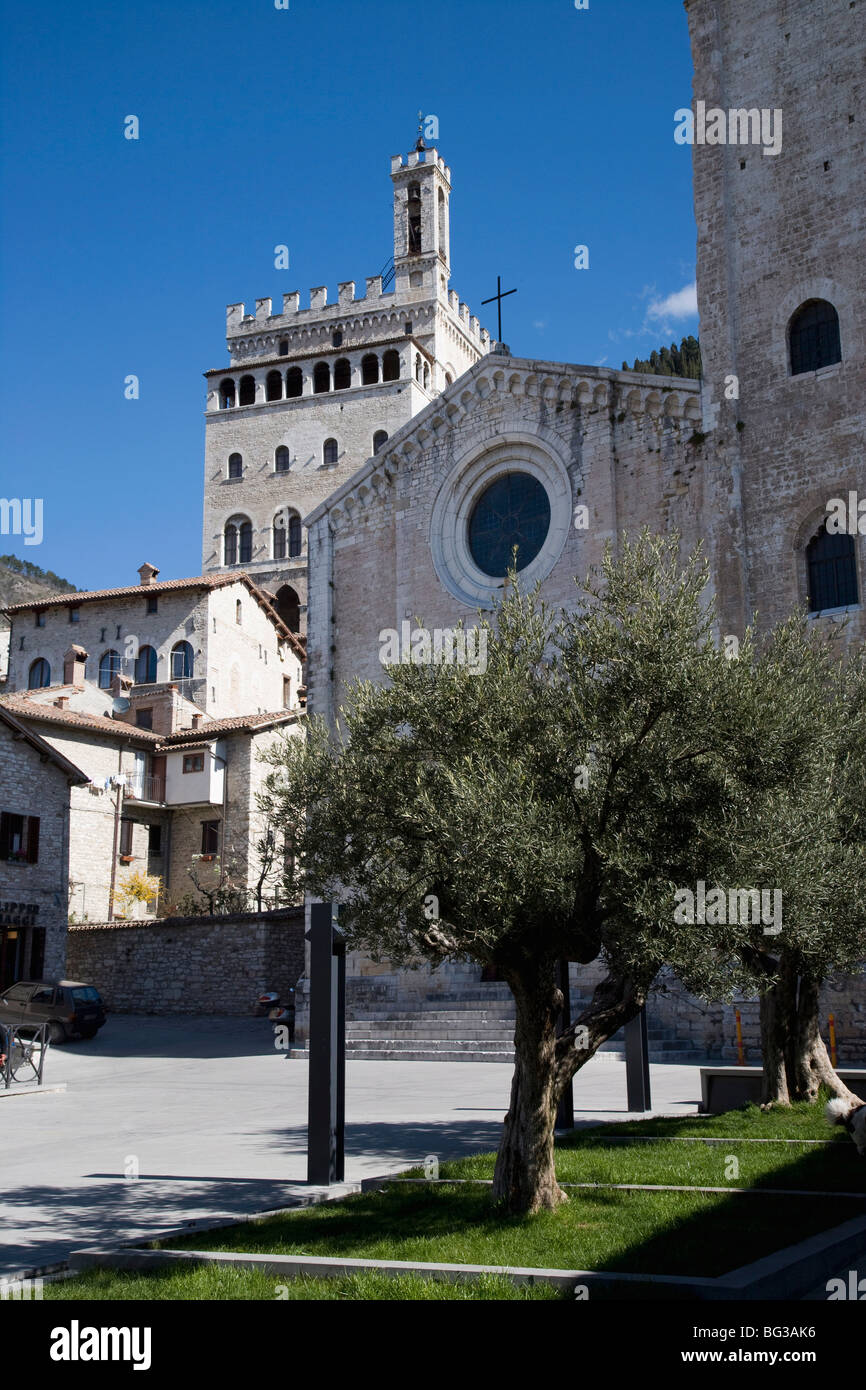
430;435;573;608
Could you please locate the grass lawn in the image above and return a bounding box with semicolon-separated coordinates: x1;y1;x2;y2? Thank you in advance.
46;1102;865;1301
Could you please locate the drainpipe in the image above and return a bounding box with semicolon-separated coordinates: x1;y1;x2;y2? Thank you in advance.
106;743;125;920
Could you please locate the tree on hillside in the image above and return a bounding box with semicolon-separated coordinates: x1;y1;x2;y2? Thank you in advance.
624;335;702;379
257;534;845;1215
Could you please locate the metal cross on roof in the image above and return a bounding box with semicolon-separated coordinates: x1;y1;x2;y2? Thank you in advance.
481;275;518;344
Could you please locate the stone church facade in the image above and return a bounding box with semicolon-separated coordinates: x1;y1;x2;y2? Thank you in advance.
295;0;865;1057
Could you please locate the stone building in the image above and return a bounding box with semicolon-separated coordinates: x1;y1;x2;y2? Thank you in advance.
2;563;305;720
294;0;864;1057
0;563;306;944
200;143;492;634
0;705;88;986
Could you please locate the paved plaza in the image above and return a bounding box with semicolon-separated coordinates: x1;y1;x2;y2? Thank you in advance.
0;1016;704;1275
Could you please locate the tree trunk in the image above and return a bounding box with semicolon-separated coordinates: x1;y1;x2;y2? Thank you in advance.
790;972;861;1105
759;950;796;1106
492;959;567;1214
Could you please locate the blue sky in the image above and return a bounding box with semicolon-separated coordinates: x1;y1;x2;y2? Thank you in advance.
0;0;699;590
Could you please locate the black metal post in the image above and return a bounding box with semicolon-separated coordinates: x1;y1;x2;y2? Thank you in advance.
554;959;575;1131
306;901;346;1184
624;1007;652;1112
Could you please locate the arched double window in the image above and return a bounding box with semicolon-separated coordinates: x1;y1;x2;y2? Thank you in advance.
373;430;388;455
219;378;235;409
238;375;256;406
275;445;290;474
361;353;379;385
286;366;303;398
134;645;157;684
228;453;243;479
266;370;283;401
789;300;842;375
273;509;302;560
334;358;351;391
323;438;338;466
806;526;858;612
313;361;330;394
99;650;121;690
28;658;50;689
170;641;194;680
382;349;400;381
224;516;253;566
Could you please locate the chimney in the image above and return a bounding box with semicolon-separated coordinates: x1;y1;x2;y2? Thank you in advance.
63;645;88;685
138;562;160;586
54;696;69;709
191;714;202;730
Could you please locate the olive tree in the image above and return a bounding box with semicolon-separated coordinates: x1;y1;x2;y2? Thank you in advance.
259;534;836;1213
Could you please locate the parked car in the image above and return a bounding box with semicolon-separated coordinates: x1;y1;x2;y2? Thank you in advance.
0;980;107;1044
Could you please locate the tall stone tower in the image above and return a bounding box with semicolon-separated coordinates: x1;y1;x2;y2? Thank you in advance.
685;0;864;645
200;142;491;635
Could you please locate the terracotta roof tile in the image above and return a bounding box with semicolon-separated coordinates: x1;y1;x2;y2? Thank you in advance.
0;694;161;743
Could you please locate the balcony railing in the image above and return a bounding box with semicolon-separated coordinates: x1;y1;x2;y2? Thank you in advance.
124;775;165;804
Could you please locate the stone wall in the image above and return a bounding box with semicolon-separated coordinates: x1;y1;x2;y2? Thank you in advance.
65;907;305;1015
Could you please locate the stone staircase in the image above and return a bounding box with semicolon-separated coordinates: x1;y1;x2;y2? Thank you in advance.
293;984;712;1063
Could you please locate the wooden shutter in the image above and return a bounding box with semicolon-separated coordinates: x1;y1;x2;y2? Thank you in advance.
26;816;39;864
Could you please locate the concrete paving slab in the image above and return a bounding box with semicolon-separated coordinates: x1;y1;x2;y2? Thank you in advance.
0;1015;703;1276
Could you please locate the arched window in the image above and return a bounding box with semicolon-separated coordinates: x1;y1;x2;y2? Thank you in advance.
28;658;50;689
236;599;242;625
323;438;338;466
423;362;430;389
170;641;194;680
99;650;121;690
286;366;303;398
228;453;243;479
334;358;351;391
238;375;256;406
219;378;235;409
361;353;379;385
414;353;422;382
373;430;388;455
382;349;400;381
806;526;858;612
407;181;422;254
313;361;330;393
266;370;283;401
134;645;157;684
789;300;842;375
278;339;288;356
275;445;290;474
445;372;453;387
332;330;343;348
275;584;300;633
224;516;253;566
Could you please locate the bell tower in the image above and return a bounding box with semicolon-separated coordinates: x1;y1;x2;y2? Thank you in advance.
390;136;452;300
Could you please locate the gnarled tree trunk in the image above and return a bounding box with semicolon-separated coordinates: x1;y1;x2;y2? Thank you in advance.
759;951;796;1106
491;961;653;1215
790;972;860;1105
492;958;567;1214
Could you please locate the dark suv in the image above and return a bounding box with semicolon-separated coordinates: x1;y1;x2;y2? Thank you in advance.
0;980;107;1043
